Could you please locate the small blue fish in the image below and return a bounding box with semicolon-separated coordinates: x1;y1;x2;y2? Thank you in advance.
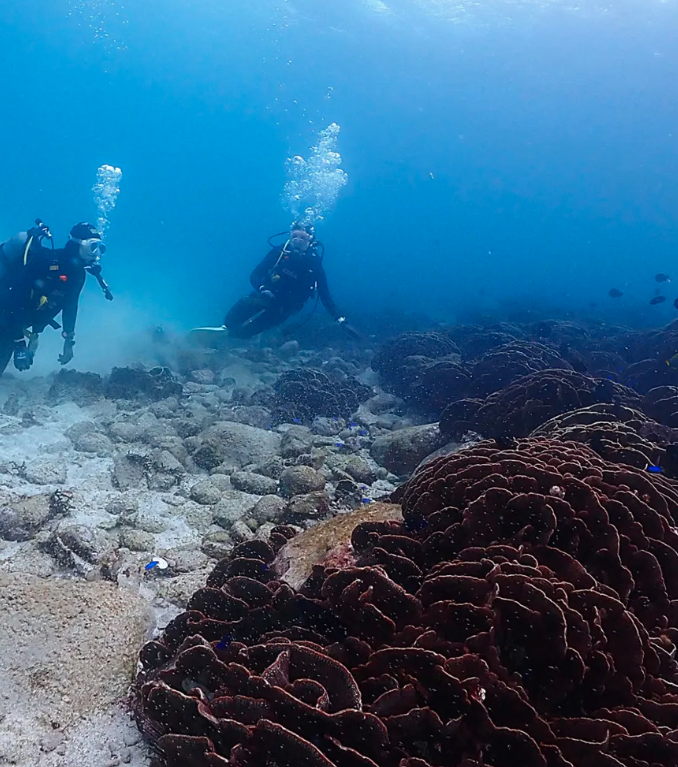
647;465;663;474
361;498;372;504
144;560;158;571
359;430;368;436
293;418;301;424
216;634;232;650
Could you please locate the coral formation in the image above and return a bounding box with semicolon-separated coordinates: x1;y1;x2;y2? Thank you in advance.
371;331;461;398
105;366;183;401
134;438;678;767
530;403;678;474
468;341;571;397
270;368;372;425
440;369;643;440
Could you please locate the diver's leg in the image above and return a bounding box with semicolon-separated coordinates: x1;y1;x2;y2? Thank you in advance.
224;295;265;335
232;306;291;339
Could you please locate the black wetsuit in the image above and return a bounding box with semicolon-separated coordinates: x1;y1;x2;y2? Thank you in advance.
0;241;86;375
224;245;341;339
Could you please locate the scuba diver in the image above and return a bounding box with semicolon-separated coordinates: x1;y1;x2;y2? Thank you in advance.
215;224;359;340
0;220;113;377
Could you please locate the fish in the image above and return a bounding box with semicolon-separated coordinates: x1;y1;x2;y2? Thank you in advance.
666;353;678;368
216;634;232;650
655;273;671;282
647;465;663;474
674;297;678;311
650;296;667;305
608;288;623;298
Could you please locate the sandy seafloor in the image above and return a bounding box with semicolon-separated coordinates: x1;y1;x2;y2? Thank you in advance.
0;341;436;766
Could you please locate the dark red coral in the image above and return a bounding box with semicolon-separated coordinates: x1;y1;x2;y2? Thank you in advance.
440;369;643;440
135;441;678;767
468;341;572;398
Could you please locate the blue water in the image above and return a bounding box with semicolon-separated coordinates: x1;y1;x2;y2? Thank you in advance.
2;0;678;369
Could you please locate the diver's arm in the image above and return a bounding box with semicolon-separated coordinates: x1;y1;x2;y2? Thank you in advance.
316;267;341;321
249;249;280;291
60;271;87;337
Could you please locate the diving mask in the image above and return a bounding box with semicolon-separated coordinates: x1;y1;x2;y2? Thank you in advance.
71;236;107;263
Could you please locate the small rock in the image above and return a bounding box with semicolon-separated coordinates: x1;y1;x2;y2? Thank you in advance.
119;528;155;552
366;392;400;414
193;444;224;470
191;369;216;385
109;421;145;443
0;494;54;541
2;392;20;416
153;449;185;476
73;431;113;454
148;473;178;491
250;495;286;524
22;457;67;486
189;480;221;506
230;519;256;543
256;456;285;480
228;406;273;429
209;473;233;491
213;491;258;528
112;455;148;490
284;491;331;522
174;419;202;439
342;456;377;484
201;530;235;559
312;416;345;436
280;427;314;459
230;471;278;495
278;340;300;359
45;524;113;566
279;466;326;498
163;547;209;573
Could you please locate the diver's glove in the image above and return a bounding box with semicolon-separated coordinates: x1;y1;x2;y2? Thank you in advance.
13;340;32;371
58;333;75;365
337;317;361;341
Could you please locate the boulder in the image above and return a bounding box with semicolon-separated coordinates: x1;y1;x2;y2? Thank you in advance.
279;466;326;498
197;422;281;469
370;423;446;475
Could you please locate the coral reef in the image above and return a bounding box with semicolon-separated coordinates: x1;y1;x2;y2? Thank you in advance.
440;369;643;440
530;403;678;473
371;331;461;398
47;369;105;406
105;366;183;402
134;438;678;767
468;341;571;397
270;368;372;425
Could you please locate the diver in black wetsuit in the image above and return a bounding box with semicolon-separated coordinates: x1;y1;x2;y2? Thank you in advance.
223;224;359;340
0;221;112;377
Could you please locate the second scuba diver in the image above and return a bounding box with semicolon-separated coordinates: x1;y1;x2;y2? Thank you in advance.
0;220;113;377
215;224;359;340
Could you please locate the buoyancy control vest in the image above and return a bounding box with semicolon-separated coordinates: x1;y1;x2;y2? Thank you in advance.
0;232;33;282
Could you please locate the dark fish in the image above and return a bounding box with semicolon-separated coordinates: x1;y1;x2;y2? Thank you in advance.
216;634;232;650
674;297;678;311
655;273;670;283
650;296;667;305
608;288;623;298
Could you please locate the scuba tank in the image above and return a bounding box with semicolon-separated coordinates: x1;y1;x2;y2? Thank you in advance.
0;219;53;281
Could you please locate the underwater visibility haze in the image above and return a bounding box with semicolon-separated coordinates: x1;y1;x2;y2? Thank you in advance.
1;0;678;353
